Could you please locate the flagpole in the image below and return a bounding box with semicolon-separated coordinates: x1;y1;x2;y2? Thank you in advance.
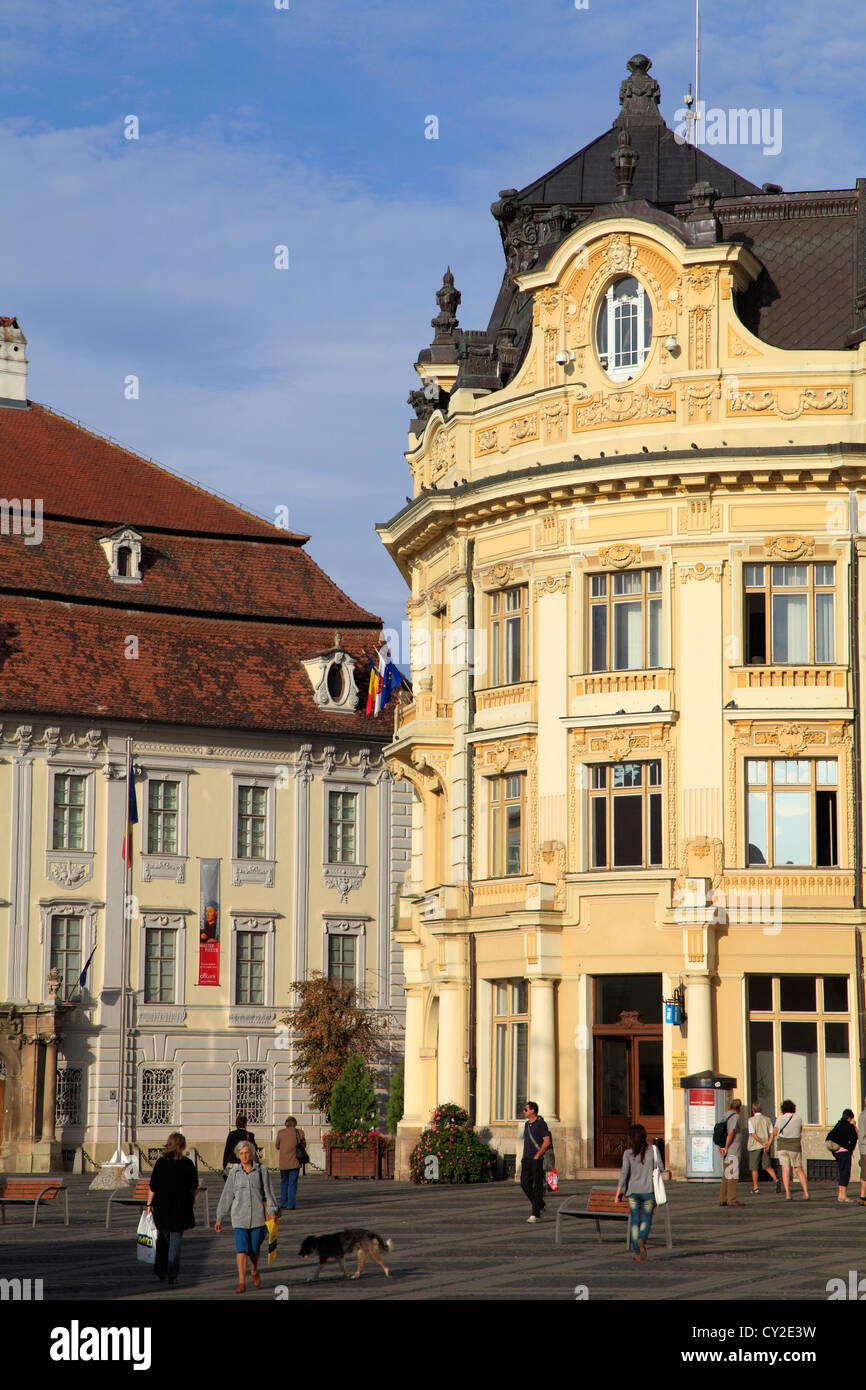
109;736;132;1166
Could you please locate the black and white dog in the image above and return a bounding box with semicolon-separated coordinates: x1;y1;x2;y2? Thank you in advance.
298;1228;393;1280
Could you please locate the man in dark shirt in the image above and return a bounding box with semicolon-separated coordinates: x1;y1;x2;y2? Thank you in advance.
222;1114;256;1173
521;1101;551;1222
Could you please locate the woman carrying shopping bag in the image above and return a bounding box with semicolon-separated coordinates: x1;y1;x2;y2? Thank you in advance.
614;1124;663;1262
147;1131;200;1286
214;1139;278;1292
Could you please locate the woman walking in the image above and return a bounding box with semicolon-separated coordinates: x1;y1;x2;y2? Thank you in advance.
827;1108;858;1202
769;1100;809;1200
147;1132;200;1286
214;1139;278;1292
614;1124;660;1262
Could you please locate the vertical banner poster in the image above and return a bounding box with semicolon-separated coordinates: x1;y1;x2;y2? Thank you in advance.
198;858;220;985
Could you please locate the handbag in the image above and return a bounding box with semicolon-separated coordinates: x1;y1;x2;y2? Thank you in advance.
295;1131;310;1168
136;1209;157;1264
545;1167;559;1192
651;1142;667;1206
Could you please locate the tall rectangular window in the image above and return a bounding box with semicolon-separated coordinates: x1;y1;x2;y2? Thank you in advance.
328;791;357;863
53;775;86;850
236;931;265;1004
50;915;82;999
492;980;529;1120
588;761;663;869
327;933;356;987
745;759;837;867
237;786;267;859
489;587;527;686
588;569;662;672
743;563;835;665
489;774;525;877
147;780;179;855
144;927;175;1004
746;974;850;1125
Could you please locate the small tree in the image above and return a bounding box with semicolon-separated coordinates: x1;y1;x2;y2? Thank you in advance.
329;1054;378;1134
280;972;391;1116
386;1060;404;1135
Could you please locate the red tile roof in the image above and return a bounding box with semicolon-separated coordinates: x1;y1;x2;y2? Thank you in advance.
0;401;301;539
0;396;393;738
0;597;389;738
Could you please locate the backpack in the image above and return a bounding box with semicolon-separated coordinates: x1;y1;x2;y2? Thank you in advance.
712;1118;728;1149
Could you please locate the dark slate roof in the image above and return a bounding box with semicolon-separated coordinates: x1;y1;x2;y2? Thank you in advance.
424;54;866;410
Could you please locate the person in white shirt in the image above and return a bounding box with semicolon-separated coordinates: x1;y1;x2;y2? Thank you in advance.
747;1101;780;1194
769;1099;809;1200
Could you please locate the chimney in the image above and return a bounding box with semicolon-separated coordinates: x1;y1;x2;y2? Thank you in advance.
0;317;28;407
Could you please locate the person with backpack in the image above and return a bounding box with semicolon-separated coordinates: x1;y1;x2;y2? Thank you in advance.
717;1098;744;1207
747;1101;781;1194
826;1108;858;1202
769;1100;810;1200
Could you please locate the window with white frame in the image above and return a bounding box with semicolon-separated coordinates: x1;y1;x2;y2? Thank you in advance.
328;790;357;863
328;932;356;987
489;586;527;687
493;980;529;1120
747;974;851;1125
235;930;265;1004
147;780;179;854
588;760;663;869
50;914;82;999
589;568;662;672
595;276;653;381
55;1066;83;1128
53;774;86;850
140;1067;175;1125
235;1066;269;1126
237;785;267;859
144;926;176;1004
743;563;836;665
745;759;838;868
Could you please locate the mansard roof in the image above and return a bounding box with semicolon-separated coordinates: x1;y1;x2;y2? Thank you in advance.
413;54;865;424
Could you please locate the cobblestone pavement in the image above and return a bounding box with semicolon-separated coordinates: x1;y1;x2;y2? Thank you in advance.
1;1171;864;1301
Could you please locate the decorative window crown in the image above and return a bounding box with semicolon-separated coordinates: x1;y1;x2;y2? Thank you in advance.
302;633;360;713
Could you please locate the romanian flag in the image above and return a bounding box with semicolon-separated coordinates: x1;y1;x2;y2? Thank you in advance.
365;663;381;717
121;766;138;864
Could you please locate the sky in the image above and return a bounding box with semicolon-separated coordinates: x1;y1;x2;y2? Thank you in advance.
1;0;864;632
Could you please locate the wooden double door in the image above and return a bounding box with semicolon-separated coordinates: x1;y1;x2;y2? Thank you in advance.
594;1030;664;1167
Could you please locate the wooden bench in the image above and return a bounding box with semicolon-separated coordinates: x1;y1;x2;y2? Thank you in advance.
0;1178;69;1227
555;1186;672;1249
106;1177;210;1229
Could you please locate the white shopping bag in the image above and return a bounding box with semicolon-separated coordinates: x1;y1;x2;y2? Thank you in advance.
136;1209;157;1264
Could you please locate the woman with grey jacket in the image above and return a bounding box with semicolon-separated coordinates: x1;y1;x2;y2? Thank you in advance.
614;1124;661;1262
214;1139;278;1292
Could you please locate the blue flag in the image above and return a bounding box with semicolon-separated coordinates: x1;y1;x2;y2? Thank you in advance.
380;660;406;710
77;944;98;990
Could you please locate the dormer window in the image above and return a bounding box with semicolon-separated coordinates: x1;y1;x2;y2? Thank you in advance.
99;526;143;584
302;633;360;713
596;276;652;382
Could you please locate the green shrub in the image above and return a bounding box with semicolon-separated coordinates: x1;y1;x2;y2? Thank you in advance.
329;1053;378;1135
386;1060;404;1135
409;1103;496;1184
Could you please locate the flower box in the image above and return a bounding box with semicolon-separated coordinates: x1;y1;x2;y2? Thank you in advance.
324;1133;395;1179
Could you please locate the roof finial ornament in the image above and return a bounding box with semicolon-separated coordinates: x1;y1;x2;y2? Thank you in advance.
611;126;639;200
431;267;461;344
614;53;663;128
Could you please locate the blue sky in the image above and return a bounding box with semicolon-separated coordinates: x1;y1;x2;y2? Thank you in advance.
2;0;864;631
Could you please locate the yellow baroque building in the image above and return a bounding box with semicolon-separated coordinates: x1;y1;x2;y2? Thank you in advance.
377;55;866;1178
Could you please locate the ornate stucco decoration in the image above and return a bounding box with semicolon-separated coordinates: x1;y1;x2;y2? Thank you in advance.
726;386;850;420
476;561;529;590
572;386;675;430
602;234;637;276
538;840;566;909
599;543;641;570
679;561;723;584
533;575;569;597
428;424;456;481
323;863;366;904
48;860;92;888
763;535;814;561
680;381;720;421
473;413;539;457
727;325;762;358
677;836;724;891
14;725;33;757
678;498;720;533
142;858;186;884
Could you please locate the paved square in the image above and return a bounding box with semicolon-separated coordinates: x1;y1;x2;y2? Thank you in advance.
1;1172;864;1301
